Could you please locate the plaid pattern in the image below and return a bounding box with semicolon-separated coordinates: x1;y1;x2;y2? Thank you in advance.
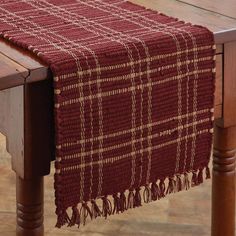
0;0;215;228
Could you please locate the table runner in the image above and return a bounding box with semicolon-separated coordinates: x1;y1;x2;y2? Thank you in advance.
0;0;215;228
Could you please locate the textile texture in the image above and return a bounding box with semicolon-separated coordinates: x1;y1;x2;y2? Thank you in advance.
0;0;215;228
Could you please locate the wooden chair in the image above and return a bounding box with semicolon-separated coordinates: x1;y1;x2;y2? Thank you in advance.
0;1;235;235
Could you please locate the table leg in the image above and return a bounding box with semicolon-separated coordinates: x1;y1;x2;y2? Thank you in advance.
11;80;53;236
0;78;53;235
16;175;44;236
212;124;236;236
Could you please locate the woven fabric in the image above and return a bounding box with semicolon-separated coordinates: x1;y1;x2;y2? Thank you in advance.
0;0;215;228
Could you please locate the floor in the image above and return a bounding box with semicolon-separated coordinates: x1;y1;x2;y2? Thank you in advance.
0;133;215;236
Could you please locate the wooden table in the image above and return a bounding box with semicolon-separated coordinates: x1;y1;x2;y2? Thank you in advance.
0;1;235;236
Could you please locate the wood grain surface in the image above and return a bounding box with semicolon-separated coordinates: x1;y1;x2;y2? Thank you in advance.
0;39;48;83
222;42;236;127
178;0;236;19
131;0;236;32
0;53;28;90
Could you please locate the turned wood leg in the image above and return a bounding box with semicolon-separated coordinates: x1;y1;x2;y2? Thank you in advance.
212;125;236;236
16;175;44;236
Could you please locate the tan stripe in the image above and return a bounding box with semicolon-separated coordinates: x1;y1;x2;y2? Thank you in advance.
60;129;211;172
190;80;198;168
88;71;95;200
60;56;212;92
57;68;211;107
142;43;152;186
182;43;191;172
55;45;212;81
174;23;192;173
37;29;205;55
172;24;183;175
58;118;210;160
189;34;200;170
58;108;211;148
175;66;183;171
93;52;104;197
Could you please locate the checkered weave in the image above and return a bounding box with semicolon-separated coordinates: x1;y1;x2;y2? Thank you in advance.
0;0;215;228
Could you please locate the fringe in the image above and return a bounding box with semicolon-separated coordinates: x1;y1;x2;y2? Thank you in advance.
120;192;127;212
55;209;70;228
56;166;211;228
102;196;112;218
134;188;142;207
206;166;211;179
112;193;120;214
166;177;176;194
198;169;204;184
191;171;198;187
183;173;190;190
151;181;160;200
143;185;152;203
176;175;182;192
68;206;80;227
159;179;166;198
127;190;135;209
80;202;93;226
91;199;102;219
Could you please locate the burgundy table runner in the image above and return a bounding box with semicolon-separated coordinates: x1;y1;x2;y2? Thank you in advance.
0;0;215;228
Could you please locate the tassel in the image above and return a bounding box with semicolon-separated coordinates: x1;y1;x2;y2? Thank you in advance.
134;188;142;207
176;175;182;192
80;202;92;226
166;177;176;194
112;194;121;214
102;196;112;218
198;169;203;184
151;182;160;200
55;209;70;228
206;166;211;179
68;205;80;227
120;192;127;212
191;171;198;187
143;185;152;203
127;190;135;209
159;179;166;198
183;173;190;190
91;199;102;219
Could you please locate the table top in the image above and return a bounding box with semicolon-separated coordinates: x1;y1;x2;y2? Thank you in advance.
0;0;236;91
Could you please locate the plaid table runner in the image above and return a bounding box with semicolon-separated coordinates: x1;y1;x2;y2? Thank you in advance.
0;0;215;228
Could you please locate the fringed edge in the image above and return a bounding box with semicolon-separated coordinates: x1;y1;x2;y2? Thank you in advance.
55;166;211;228
91;199;102;219
55;209;70;228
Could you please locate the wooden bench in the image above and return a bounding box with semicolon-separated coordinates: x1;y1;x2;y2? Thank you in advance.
0;1;235;235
